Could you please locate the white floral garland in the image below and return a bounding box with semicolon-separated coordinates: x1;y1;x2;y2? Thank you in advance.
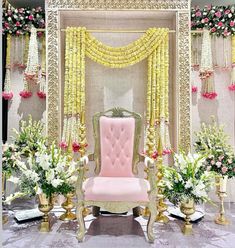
200;29;217;99
24;26;39;81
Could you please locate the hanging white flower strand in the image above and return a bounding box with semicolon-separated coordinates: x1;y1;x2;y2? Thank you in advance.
199;29;217;99
229;35;235;91
2;34;13;101
24;26;39;82
37;35;46;99
20;27;39;98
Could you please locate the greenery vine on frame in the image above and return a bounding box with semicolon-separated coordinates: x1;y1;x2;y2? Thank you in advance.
60;27;171;157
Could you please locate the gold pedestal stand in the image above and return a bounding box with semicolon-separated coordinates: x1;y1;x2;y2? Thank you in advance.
38;194;53;232
60;192;76;221
2;172;8;224
155;140;169;223
3;215;8;224
79;111;91;218
180;199;195;235
215;191;230;225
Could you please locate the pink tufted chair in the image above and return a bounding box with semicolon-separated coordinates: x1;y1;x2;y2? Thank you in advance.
76;108;158;242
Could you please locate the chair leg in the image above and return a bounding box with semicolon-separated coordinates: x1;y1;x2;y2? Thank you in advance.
133;207;141;217
147;203;157;243
76;203;85;242
92;206;100;217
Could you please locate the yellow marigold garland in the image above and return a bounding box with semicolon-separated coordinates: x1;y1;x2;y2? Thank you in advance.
229;35;235;91
61;27;170;156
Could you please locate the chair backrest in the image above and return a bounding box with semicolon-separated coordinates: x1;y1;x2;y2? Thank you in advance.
92;108;142;177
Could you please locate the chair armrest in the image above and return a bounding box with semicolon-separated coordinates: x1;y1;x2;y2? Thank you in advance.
87;153;95;161
138;153;145;163
76;155;90;201
144;156;156;190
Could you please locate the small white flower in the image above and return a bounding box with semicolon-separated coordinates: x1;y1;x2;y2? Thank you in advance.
7;176;20;184
36;186;42;194
228;13;232;18
51;178;63;188
56;161;66;173
185;179;193;189
46;169;55;183
69;175;77;184
216;161;222;168
67;161;76;175
37;154;50;170
192;182;207;198
16;160;27;171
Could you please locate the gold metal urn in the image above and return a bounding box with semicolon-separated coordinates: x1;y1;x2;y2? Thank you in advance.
59;192;76;221
38;193;53;232
180;199;195;235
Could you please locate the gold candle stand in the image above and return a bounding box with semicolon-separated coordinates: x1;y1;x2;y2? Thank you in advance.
214;176;230;225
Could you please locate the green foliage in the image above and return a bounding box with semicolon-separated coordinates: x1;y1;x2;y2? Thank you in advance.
6;142;77;201
162;152;214;206
12;115;46;157
2;144;20;178
194;118;235;178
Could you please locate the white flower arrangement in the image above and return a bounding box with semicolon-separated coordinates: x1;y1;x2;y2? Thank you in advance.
162;152;214;205
5;143;78;203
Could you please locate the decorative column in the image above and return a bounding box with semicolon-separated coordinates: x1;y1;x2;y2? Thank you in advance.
177;11;191;152
46;9;60;144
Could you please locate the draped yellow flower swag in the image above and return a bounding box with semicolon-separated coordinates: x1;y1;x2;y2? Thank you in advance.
61;27;171;157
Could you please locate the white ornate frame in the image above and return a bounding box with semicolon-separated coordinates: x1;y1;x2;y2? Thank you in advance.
46;0;191;151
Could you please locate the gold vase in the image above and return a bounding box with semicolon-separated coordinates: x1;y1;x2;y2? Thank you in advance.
180;199;195;235
59;192;76;221
38;193;53;232
2;172;8;224
215;175;230;225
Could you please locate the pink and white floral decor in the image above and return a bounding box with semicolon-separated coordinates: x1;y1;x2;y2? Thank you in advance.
200;29;217;99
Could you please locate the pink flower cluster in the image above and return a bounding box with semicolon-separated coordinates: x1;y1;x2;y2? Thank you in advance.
24;72;38;82
3;6;45;36
192;86;198;93
37;91;46;99
191;5;235;37
202;92;217;99
2;91;13;100
152;148;172;159
192;64;200;71
59;141;68;150
19;90;32;98
199;70;213;80
228;84;235;91
72;142;81;152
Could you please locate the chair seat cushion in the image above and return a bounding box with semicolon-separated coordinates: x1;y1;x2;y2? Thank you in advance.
83;177;150;202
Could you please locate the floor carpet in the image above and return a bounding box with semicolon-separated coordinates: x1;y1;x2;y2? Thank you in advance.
2;202;235;248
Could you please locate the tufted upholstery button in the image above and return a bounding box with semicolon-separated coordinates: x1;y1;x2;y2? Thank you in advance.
99;116;135;177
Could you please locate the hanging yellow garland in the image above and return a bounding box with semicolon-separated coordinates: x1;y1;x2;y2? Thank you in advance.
61;27;170;157
229;35;235;91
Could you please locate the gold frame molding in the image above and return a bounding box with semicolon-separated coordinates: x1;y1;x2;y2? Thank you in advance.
46;0;191;151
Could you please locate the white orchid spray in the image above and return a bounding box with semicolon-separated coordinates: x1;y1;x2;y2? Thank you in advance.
4;143;78;203
194;118;235;178
162;152;214;205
